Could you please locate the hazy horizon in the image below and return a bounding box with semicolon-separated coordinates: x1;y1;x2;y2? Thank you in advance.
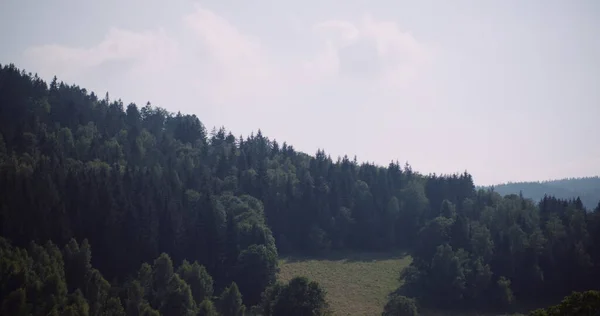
1;0;599;186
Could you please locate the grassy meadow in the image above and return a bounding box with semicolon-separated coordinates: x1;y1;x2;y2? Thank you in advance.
277;252;532;316
278;251;410;316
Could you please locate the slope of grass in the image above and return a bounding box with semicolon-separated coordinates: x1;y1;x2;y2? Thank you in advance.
278;251;410;316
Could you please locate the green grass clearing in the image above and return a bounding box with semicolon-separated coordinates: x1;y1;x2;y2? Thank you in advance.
278;251;410;316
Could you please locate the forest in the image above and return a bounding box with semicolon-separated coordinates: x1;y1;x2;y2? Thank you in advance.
1;63;600;315
489;177;600;210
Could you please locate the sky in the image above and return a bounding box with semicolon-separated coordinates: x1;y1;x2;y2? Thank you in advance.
1;0;599;185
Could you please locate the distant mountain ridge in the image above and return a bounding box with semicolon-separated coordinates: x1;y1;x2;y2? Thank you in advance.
483;176;600;210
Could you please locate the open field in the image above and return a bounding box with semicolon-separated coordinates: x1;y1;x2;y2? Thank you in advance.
278;251;411;316
278;252;534;316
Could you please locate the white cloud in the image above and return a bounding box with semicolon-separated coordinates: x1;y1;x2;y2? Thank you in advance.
314;20;360;43
182;4;284;104
22;5;432;106
313;15;432;91
23;28;178;81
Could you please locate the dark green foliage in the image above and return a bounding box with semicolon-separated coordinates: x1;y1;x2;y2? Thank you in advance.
393;185;600;313
176;260;214;305
125;280;145;316
63;238;92;294
63;290;90;316
197;299;218;316
217;282;246;316
259;277;330;316
494;276;515;309
1;288;28;316
139;304;160;316
158;274;196;316
529;290;600;316
256;282;284;316
151;253;175;307
234;244;278;306
0;237;116;316
103;297;126;316
382;294;419;316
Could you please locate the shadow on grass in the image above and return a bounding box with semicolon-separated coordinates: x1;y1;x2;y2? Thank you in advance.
280;249;410;263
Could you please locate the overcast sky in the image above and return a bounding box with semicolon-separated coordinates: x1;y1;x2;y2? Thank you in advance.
1;0;599;185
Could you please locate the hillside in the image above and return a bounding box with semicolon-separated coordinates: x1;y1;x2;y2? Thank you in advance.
488;177;600;210
1;63;600;315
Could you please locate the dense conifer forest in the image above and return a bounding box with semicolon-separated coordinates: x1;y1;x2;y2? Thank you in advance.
1;63;599;315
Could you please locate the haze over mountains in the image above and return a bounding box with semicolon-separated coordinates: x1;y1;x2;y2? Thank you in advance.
486;176;600;210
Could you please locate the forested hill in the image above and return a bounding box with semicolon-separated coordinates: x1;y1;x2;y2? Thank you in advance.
487;177;600;210
1;63;600;315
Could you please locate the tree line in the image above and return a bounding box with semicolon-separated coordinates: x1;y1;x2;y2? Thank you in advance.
0;237;328;315
488;176;600;210
1;63;599;315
